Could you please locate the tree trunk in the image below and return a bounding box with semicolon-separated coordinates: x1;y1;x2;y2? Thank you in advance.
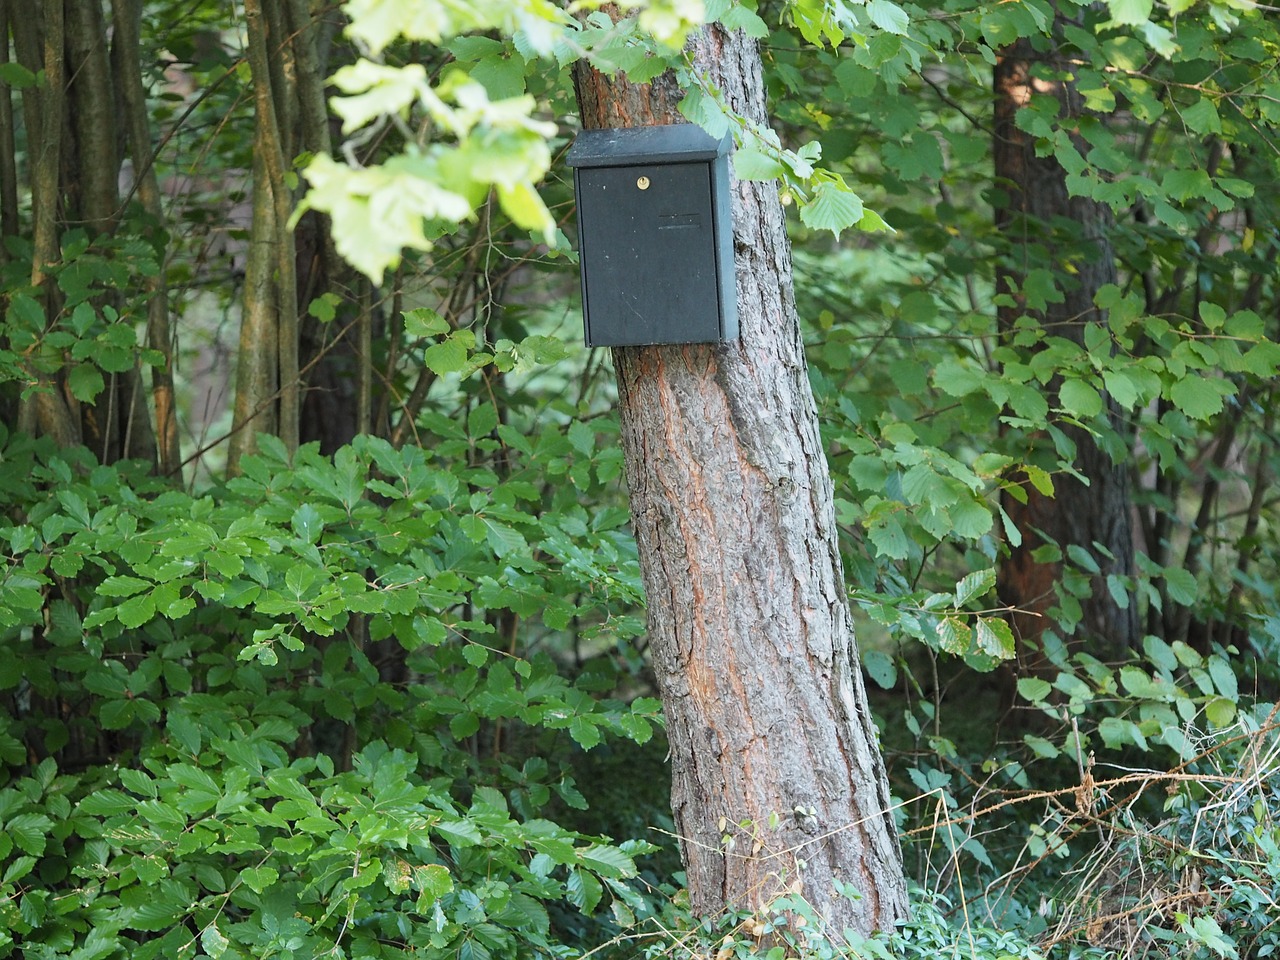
993;26;1139;660
573;22;906;937
111;0;181;476
0;0;19;250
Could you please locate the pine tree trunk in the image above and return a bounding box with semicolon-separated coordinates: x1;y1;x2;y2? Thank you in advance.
994;27;1139;660
574;22;906;937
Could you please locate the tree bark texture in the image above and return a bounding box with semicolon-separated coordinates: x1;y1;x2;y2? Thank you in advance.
574;24;906;936
994;28;1139;660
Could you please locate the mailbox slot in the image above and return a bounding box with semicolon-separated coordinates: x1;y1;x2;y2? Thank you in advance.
566;124;737;347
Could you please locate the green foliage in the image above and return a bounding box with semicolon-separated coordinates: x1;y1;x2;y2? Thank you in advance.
0;355;659;956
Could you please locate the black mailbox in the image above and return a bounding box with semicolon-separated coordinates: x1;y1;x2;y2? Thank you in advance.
566;124;738;347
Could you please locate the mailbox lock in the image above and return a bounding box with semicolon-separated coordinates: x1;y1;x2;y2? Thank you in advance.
636;176;651;190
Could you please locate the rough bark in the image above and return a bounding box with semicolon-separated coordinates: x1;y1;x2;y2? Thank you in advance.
574;23;906;936
993;28;1139;660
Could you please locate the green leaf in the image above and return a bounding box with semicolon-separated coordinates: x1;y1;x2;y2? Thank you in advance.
1168;376;1228;420
291;503;323;544
68;363;105;403
1182;97;1222;134
975;617;1015;658
934;616;971;654
5;813;52;856
423;332;470;375
733;146;786;181
862;650;897;690
404;307;449;337
0;62;38;89
577;844;637;878
239;866;279;894
798;181;864;237
566;868;603;914
954;568;996;607
1204;696;1236;728
867;0;909;34
1017;677;1052;703
1059;379;1103;418
1105;0;1153;24
1163;567;1197;606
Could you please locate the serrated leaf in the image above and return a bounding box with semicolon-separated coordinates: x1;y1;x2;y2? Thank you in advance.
975;617;1015;658
867;0;910;34
1182;97;1221;134
1059;379;1103;418
799;181;864;236
68;363;105;403
734;146;786;181
240;866;278;894
566;868;603;914
1168;376;1227;420
404;307;449;337
954;568;996;607
934;616;971;654
6;813;52;856
423;333;470;375
1017;677;1052;703
577;844;637;878
1106;0;1153;24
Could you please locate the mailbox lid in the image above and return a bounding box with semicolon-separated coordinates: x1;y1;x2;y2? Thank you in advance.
566;123;731;169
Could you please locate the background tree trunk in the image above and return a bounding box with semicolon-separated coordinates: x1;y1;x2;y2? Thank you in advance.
994;26;1139;661
573;22;907;937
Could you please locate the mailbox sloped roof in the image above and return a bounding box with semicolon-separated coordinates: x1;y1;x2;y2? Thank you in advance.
566;123;731;168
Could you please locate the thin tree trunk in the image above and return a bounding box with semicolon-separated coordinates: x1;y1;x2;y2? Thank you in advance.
574;22;906;936
227;148;279;471
20;0;79;447
229;0;297;469
110;0;180;476
0;0;19;250
993;26;1138;660
64;0;117;233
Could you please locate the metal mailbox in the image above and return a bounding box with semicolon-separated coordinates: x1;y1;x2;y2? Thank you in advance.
566;124;738;347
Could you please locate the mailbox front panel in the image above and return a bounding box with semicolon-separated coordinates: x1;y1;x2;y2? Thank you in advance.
577;162;724;347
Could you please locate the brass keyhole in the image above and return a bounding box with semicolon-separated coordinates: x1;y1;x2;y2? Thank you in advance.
636;176;651;190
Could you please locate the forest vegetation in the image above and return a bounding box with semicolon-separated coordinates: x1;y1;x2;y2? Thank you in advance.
0;0;1278;958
